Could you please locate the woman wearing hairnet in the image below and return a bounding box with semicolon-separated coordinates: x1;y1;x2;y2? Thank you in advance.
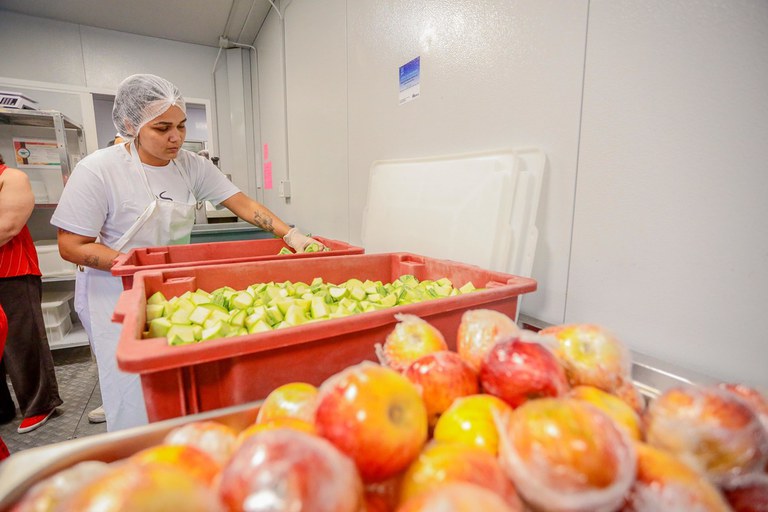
51;74;322;431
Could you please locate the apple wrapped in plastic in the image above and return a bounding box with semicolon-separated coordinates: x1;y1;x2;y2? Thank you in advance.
402;350;479;427
376;313;448;372
398;441;523;509
497;397;637;512
218;428;363;512
314;361;428;483
128;444;221;486
10;461;109;512
538;324;636;400
722;473;768;512
456;309;519;372
59;461;224;511
256;381;319;425
397;482;523;512
479;336;569;408
163;420;238;466
644;385;768;486
569;385;643;441
432;393;513;455
623;441;732;512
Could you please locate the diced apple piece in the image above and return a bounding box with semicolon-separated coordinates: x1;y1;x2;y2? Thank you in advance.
170;307;192;325
248;320;272;334
201;320;226;341
329;286;348;300
459;282;476;293
145;303;165;322
147;291;167;305
148;317;172;338
188;306;212;325
278;247;293;255
310;296;330;319
284;304;308;326
229;309;247;327
167;324;197;346
230;292;253;310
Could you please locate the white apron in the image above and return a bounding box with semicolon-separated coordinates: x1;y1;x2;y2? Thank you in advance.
85;143;195;431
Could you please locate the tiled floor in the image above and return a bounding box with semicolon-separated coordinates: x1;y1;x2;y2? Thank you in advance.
0;346;106;456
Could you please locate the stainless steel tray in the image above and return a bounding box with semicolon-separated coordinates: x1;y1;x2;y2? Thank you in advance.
0;350;718;510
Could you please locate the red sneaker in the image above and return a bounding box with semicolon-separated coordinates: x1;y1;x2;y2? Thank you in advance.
17;409;55;434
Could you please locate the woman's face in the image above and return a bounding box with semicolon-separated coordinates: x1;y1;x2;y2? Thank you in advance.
135;105;186;166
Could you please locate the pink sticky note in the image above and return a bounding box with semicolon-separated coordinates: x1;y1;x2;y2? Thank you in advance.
263;143;269;161
264;161;273;189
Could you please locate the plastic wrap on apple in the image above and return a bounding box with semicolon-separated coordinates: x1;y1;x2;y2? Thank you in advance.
494;397;637;512
644;385;768;488
11;461;110;511
375;313;447;372
218;428;364;512
164;420;239;466
456;309;520;373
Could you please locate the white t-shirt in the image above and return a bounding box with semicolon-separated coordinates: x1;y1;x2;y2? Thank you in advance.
51;145;240;249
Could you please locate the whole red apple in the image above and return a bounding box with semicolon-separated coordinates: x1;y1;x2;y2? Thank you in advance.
479;336;569;408
403;350;479;427
723;473;768;512
314;361;428;482
218;428;363;512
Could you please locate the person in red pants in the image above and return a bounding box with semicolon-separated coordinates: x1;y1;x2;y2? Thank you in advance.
0;305;10;460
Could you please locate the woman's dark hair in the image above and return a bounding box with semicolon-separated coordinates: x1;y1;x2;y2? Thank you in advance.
0;153;4;165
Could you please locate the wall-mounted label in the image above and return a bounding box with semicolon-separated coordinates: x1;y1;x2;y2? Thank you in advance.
399;56;420;105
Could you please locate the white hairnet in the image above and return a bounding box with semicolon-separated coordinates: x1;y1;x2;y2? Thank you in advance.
112;74;186;140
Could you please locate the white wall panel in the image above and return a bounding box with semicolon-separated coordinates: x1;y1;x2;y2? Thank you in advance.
346;0;588;323
283;0;348;240
79;25;219;99
255;6;289;219
573;0;768;386
0;12;86;86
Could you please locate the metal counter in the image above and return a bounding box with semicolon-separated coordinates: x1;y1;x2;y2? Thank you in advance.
190;221;274;244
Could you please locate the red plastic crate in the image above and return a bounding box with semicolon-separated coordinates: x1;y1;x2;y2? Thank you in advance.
111;236;364;289
113;253;537;422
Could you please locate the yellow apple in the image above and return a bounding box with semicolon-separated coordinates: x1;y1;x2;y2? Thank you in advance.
432;394;512;455
569;385;643;440
256;381;319;425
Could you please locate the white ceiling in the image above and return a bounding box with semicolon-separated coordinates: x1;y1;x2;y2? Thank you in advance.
0;0;274;47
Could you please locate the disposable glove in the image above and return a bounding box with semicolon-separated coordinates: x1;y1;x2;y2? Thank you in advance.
283;227;326;253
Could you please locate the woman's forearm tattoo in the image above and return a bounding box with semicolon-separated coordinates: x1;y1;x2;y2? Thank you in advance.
253;211;275;233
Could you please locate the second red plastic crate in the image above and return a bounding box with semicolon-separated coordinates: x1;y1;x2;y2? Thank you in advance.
111;236;364;289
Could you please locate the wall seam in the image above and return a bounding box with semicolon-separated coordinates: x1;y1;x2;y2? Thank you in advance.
564;0;592;324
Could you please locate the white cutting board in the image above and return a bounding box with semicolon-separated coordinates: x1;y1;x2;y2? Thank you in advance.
361;148;545;277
